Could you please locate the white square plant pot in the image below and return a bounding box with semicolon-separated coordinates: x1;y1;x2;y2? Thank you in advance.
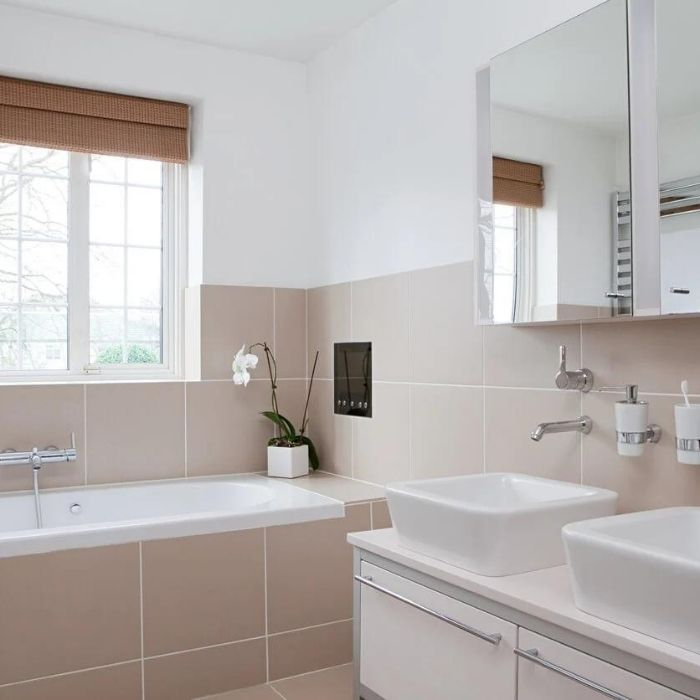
267;444;309;478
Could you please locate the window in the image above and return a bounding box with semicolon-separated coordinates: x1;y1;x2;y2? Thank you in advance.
0;142;184;378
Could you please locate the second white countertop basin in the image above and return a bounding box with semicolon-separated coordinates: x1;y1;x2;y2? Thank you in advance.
386;473;617;576
564;507;700;654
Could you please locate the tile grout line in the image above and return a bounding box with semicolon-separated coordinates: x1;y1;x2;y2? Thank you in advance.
82;383;88;485
407;273;413;480
0;660;142;690
264;527;270;683
139;541;145;700
183;381;188;478
349;281;355;480
269;686;287;700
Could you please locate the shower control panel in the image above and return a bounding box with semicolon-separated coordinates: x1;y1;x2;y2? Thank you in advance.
334;342;372;417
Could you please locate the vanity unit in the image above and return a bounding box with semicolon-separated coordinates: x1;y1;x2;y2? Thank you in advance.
350;474;700;700
350;532;700;700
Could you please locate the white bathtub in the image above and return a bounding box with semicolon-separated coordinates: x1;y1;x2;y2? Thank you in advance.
0;475;345;558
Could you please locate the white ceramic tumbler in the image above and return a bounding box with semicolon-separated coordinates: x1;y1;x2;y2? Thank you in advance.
674;404;700;465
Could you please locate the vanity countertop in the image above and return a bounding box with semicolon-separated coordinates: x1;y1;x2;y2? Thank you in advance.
349;528;700;683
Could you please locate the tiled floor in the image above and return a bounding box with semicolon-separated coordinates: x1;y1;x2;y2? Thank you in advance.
198;664;353;700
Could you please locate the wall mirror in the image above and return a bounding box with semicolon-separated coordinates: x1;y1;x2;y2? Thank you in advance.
656;0;700;315
476;0;631;324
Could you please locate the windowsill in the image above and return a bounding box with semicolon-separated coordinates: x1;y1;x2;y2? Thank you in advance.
0;370;184;386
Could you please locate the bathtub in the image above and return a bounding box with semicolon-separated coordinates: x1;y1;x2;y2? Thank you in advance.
0;474;344;558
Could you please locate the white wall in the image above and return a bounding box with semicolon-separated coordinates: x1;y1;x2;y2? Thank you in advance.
308;0;608;287
0;4;311;288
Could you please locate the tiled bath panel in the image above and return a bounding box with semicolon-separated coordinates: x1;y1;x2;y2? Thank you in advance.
0;501;388;700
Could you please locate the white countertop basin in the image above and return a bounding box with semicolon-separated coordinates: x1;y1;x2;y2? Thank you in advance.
386;473;617;576
564;507;700;654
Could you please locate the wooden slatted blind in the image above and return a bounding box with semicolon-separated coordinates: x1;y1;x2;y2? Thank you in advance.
493;156;544;208
0;76;189;163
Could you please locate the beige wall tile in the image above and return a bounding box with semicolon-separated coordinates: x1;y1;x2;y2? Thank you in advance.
0;384;85;492
410;262;482;385
583;318;700;394
268;620;353;682
484;324;581;389
144;638;266;700
0;544;140;685
274;379;308;435
185;286;203;381
410;385;483;479
275;288;307;379
0;662;142;700
307;379;352;477
352;273;409;382
142;530;265;656
266;504;370;634
484;388;582;483
307;283;351;379
271;663;353;700
86;383;186;484
200;286;274;381
186;380;271;476
371;499;392;529
353;383;410;484
582;392;700;512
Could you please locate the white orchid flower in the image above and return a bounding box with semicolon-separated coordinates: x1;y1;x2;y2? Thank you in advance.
232;344;259;386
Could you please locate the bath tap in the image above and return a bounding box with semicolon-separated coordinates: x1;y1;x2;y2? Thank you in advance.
530;416;593;441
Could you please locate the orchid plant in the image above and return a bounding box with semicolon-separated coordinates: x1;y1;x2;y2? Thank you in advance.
232;342;320;470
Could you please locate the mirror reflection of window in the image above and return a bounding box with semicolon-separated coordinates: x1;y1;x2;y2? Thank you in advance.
492;204;535;324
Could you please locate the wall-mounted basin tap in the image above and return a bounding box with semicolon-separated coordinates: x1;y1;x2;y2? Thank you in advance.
555;345;594;392
530;416;593;442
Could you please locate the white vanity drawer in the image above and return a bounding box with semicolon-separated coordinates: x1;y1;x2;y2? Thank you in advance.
358;561;517;700
517;629;692;700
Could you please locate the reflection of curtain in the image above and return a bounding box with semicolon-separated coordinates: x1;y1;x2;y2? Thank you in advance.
514;208;535;322
493;157;544;208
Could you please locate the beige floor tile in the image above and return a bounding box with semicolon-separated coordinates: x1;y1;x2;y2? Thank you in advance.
197;685;281;700
272;664;353;700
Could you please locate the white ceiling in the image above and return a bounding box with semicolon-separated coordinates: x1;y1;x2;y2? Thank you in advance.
0;0;398;61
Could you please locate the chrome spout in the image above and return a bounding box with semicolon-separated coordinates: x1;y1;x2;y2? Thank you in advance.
530;416;593;442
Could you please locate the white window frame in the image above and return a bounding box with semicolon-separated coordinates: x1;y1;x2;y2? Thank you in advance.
0;150;187;383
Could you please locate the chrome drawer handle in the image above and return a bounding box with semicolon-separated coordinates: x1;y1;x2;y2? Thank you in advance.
355;574;501;646
515;648;631;700
670;287;691;294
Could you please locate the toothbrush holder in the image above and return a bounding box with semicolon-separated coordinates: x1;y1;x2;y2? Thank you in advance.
674;404;700;465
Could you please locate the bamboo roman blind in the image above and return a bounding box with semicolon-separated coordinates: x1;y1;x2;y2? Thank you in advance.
0;76;189;163
493;156;544;208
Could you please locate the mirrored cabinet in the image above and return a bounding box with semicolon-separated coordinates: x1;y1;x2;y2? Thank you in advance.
476;0;700;325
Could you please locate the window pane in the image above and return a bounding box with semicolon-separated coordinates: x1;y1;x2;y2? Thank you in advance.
0;240;18;303
126;342;160;364
21;176;68;240
0;306;18;343
90;245;124;306
90;308;124;343
127;187;161;246
0;174;19;236
91;342;124;364
91;155;126;183
127;248;160;307
21;241;68;304
23;306;67;341
494;204;516;228
22;147;69;178
22;342;67;370
0;144;20;172
20;241;67;305
127;158;162;187
127;309;160;343
90;183;125;244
